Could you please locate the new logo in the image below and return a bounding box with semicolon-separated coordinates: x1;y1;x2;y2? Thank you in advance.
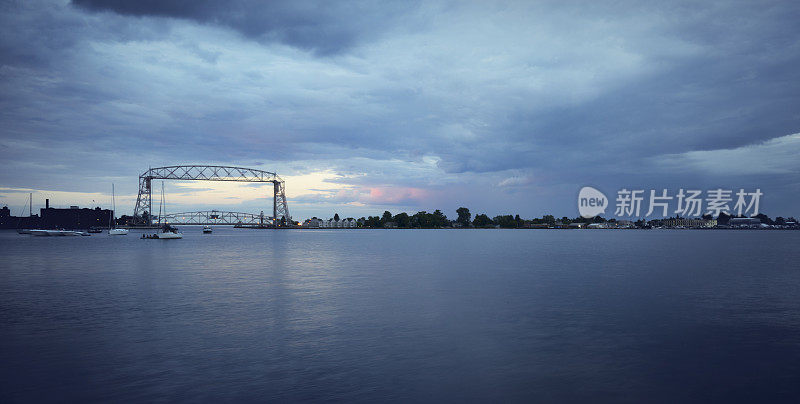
578;186;607;218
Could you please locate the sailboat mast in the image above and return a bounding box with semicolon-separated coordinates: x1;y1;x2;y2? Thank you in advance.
110;184;115;229
29;193;32;217
158;181;163;226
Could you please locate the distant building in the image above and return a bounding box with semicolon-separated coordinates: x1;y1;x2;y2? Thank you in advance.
0;209;40;229
662;218;716;228
319;217;357;228
302;218;322;228
1;201;111;229
729;217;762;228
40;203;112;229
525;223;551;229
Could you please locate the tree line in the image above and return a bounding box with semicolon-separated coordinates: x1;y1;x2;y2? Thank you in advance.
346;208;606;229
326;208;797;229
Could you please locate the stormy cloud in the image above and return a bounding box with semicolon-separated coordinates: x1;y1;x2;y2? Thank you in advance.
0;0;799;219
72;0;418;55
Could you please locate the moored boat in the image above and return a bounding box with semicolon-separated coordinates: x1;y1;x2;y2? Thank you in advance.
142;224;183;239
108;184;129;236
141;182;182;239
29;229;83;236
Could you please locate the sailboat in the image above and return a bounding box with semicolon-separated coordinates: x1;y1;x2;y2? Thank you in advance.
16;193;33;234
148;182;182;239
108;184;129;235
15;193;88;236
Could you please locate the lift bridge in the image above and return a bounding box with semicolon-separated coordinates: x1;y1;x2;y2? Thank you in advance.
159;210;269;226
132;165;291;227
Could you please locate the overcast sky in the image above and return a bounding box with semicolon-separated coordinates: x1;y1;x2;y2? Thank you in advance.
1;0;799;220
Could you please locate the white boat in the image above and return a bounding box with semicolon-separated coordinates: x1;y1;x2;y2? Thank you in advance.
142;224;182;239
29;229;82;237
157;231;182;239
145;182;181;239
108;184;129;235
203;225;212;234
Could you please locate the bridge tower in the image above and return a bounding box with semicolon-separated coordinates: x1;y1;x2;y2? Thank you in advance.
132;165;291;227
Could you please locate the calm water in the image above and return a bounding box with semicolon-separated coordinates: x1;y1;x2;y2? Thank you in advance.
1;228;799;402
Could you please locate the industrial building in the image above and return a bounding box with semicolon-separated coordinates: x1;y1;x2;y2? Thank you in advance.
0;199;112;229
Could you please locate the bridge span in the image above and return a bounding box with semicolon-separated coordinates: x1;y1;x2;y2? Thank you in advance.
132;165;291;227
159;210;272;226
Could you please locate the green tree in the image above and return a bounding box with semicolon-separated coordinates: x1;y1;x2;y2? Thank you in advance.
381;211;393;225
493;215;517;228
542;215;555;225
411;211;430;228
456;207;471;227
393;212;410;228
432;209;448;227
473;213;493;228
334;213;340;222
365;216;381;228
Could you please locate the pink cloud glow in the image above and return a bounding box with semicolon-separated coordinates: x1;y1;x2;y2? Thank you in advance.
365;187;430;205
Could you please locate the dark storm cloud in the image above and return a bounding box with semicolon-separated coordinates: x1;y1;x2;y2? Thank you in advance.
71;0;417;55
2;0;800;217
427;1;800;176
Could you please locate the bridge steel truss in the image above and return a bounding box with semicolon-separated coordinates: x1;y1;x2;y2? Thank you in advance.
160;211;270;226
132;165;291;227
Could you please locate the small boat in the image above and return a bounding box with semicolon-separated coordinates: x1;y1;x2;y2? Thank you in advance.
142;224;183;239
87;227;103;233
108;184;129;236
142;182;181;239
202;225;212;234
29;229;82;237
156;231;182;239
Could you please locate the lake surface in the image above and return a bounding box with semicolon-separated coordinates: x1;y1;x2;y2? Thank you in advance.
1;228;799;402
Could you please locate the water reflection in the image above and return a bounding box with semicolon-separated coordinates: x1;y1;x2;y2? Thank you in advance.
1;228;799;401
